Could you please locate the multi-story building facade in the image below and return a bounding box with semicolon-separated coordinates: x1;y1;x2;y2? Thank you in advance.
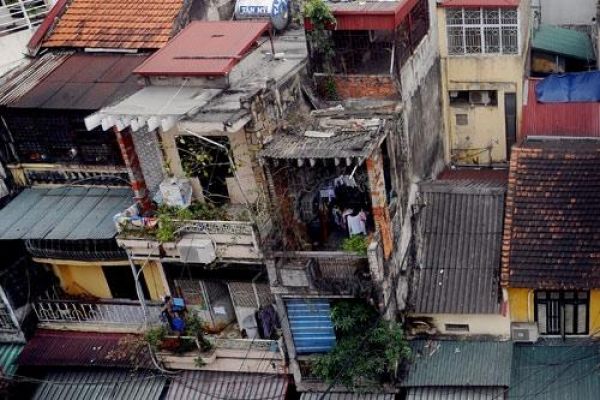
437;0;532;166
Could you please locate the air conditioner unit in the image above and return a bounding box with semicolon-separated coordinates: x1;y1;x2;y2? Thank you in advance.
469;90;491;106
176;236;216;264
511;322;539;343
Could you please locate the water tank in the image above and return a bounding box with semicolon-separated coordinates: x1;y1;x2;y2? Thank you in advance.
234;0;290;31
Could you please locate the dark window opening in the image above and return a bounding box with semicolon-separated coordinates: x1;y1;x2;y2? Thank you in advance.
445;323;470;332
176;135;233;205
102;265;150;301
395;0;430;68
1;110;124;166
456;113;469;125
535;291;588;335
450;90;498;106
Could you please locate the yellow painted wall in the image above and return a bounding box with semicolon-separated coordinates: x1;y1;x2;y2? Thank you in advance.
53;263;112;298
437;2;531;165
52;261;168;301
508;288;600;336
141;261;168;301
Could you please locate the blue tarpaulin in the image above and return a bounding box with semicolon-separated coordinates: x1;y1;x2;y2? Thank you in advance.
536;71;600;103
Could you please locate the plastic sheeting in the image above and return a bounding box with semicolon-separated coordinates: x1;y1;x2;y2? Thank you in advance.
536;71;600;103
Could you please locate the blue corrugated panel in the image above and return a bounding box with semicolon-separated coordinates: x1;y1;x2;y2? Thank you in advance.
286;299;336;354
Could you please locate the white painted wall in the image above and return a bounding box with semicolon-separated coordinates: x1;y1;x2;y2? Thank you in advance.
0;29;32;77
412;313;511;338
538;0;596;26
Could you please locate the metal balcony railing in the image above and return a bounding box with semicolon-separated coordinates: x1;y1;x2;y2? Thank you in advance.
33;299;162;326
0;0;49;36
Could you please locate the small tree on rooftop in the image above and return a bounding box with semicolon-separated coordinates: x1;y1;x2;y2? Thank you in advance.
312;300;411;390
304;0;336;74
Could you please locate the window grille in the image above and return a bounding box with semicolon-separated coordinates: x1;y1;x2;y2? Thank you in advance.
446;8;519;55
535;291;588;335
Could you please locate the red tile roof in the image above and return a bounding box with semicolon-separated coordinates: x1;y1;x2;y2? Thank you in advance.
502;138;600;289
41;0;185;49
17;329;153;368
521;79;600;139
439;0;520;7
134;21;271;77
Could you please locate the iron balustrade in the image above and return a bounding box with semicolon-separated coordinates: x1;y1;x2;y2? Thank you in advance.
33;299;162;325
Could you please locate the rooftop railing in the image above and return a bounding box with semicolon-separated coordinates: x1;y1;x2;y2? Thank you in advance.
0;0;49;36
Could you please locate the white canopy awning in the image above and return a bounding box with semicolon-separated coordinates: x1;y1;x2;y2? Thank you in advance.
84;86;222;132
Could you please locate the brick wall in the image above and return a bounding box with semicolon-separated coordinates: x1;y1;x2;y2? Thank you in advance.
315;74;400;100
114;128;151;212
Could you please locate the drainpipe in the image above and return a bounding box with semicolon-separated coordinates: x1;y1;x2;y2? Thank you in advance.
125;250;149;328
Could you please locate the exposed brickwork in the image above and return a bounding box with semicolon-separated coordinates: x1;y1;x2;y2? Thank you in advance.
114;128;151;212
502;139;600;289
366;148;393;260
315;74;400;100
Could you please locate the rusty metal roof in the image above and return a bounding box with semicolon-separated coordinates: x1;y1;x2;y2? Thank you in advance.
521;79;600;138
134;21;270;77
0;53;146;110
41;0;185;49
437;167;508;183
17;329;153;368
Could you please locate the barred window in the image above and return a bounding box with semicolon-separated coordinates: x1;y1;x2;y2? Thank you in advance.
446;8;519;55
535;291;588;335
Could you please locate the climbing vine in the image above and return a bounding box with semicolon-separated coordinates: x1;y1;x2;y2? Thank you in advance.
304;0;336;69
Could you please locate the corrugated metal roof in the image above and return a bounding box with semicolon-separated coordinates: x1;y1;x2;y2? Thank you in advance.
521;79;600;138
0;54;146;110
0;187;133;240
306;0;419;31
165;371;288;400
261;119;384;160
437;168;508;183
286;299;336;354
301;392;395;400
411;181;505;314
18;329;152;369
0;52;71;106
134;21;270;77
406;387;505;400
533;25;595;61
41;0;184;49
509;341;600;400
402;340;513;387
0;343;23;377
32;369;166;400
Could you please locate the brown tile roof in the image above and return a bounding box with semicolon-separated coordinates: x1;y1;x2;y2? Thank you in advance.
42;0;186;50
437;167;508;183
502;138;600;289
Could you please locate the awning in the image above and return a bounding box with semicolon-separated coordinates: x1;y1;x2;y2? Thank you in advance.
84;86;222;132
300;393;395;400
32;369;166;400
165;371;288;400
0;187;133;240
0;343;23;390
260;118;385;160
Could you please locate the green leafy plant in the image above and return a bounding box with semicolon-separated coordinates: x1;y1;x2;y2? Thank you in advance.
312;301;411;389
304;0;336;73
342;235;369;255
144;325;168;350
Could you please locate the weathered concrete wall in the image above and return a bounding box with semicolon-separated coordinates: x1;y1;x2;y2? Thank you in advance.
0;29;32;77
538;0;596;26
411;312;511;337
